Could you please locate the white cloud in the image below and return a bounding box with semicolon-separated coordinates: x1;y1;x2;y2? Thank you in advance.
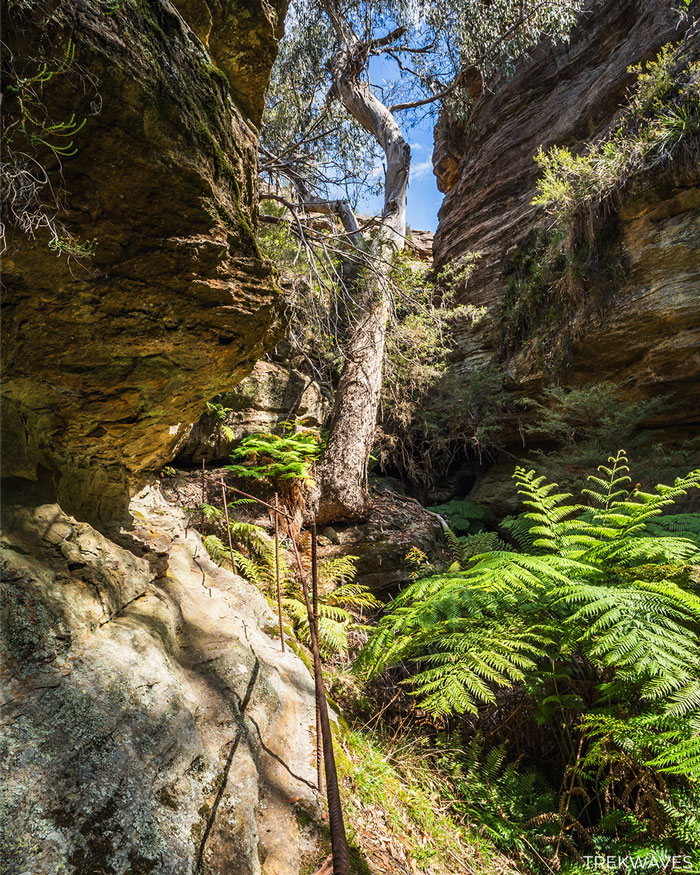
410;159;433;181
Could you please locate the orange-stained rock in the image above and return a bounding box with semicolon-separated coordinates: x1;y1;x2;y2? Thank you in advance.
1;0;286;524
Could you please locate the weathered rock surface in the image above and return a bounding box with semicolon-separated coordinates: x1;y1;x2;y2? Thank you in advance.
432;0;700;425
175;360;330;464
407;229;435;261
1;0;286;525
317;489;446;596
0;486;320;874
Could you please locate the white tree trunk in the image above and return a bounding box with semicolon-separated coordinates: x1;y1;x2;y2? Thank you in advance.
315;16;410;524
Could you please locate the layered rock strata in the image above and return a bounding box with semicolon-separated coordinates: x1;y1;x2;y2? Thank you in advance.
432;0;700;425
1;0;286;524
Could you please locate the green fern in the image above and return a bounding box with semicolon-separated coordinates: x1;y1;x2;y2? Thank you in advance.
203;533;228;564
360;453;700;716
282;557;381;656
359;451;700;864
427;498;486;534
226;427;322;483
446;529;509;567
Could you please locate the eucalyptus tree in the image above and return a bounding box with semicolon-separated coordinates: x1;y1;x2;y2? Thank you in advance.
261;0;583;524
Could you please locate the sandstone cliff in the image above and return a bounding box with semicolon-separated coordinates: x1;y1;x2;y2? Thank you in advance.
432;0;700;431
1;0;286;525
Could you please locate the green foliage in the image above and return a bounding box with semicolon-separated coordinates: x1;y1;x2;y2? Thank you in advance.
441;736;561;859
502;35;699;370
265;0;581;205
448;530;510;566
203;513;379;656
427;498;486;534
377;251;509;488
206;398;236;443
48;235;97;258
359;451;700;867
2;6;100;256
521;381;700;497
283;557;381;657
647;513;700;549
336;729;504;875
526;383;660;448
226;426;322;483
533;38;700;225
498;221;623;370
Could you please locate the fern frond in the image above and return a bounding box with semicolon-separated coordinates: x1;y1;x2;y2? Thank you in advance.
203;534;228;564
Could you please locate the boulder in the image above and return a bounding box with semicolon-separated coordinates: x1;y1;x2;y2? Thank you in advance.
0;485;320;874
175;360;330;463
315;490;447;597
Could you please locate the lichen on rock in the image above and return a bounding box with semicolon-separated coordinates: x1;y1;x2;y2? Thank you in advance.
0;486;320;874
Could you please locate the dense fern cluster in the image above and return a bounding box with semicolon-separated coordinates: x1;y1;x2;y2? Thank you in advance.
226;426;322;482
202;506;380;656
359;452;700;867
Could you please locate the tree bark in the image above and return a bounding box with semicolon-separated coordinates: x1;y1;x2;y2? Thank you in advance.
315;10;410;524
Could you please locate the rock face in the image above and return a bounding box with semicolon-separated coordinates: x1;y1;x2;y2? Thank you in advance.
1;0;286;525
175;359;330;464
432;0;700;425
0;486;320;874
317;489;446;596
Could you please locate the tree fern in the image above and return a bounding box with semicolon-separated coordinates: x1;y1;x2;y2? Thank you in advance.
358;450;700;861
226;428;322;482
358;451;700;760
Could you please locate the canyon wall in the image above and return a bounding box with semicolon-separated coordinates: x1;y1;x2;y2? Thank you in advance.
1;0;286;525
433;0;700;434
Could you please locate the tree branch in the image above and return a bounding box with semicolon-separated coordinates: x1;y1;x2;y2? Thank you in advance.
389;0;548;112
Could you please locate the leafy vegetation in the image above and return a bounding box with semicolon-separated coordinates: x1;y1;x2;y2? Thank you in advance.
2;2;101;256
377;253;509;488
333;727;514;875
523;382;700;496
427;498;487;534
497;34;699;373
359;451;700;868
201;509;379;656
205;399;236;444
497;220;623;370
533;37;700;226
224;424;323;516
226;427;322;483
283;556;381;657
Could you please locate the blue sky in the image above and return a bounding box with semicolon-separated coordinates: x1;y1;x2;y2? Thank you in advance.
356;56;443;232
357;114;442;232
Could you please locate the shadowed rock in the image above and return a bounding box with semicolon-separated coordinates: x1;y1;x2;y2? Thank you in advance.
1;0;286;525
